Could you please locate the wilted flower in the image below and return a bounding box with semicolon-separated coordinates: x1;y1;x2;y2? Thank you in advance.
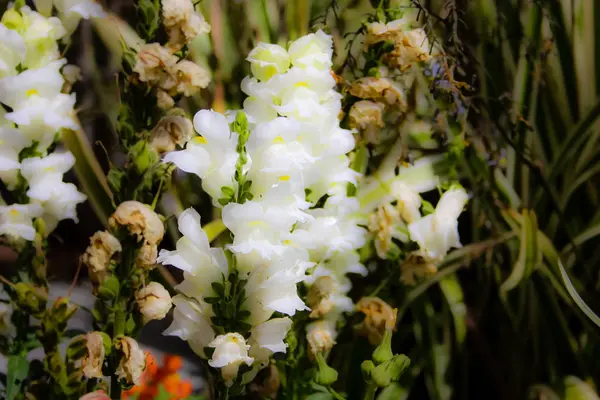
306;319;337;358
384;29;436;71
135;242;158;269
364;19;413;47
390;181;422;224
168;60;210;97
82;230;121;291
136;282;172;323
109;201;164;245
161;0;210;49
156;89;174;110
62;64;81;92
133;43;178;85
400;253;437;285
349;77;406;108
115;336;146;385
149;109;194;153
247;43;290;82
0;301;15;337
368;203;409;259
306;276;336;319
355;297;397;345
82;331;107;379
348;100;385;144
208;333;254;385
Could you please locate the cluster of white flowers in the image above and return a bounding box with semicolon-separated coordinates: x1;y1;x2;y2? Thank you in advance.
159;30;368;383
0;3;101;240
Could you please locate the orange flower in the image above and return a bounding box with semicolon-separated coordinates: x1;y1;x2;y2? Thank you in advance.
122;352;193;400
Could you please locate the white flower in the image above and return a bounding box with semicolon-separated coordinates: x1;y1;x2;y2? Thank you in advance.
408;186;468;261
249;317;292;364
136;282;172;322
391;181;422;224
0;24;26;78
0;302;15;337
0;59;66;108
0;126;27;188
13;7;66;68
41;182;87;231
208;333;254;384
20;152;75;201
54;0;106;34
164;294;215;357
0;203;43;241
288;29;333;70
164;110;239;202
247;43;290;82
157;208;228;299
115;336;146;386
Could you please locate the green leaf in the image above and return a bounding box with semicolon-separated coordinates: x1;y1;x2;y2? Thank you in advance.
63;128;114;226
501;210;539;293
439;274;467;345
7;355;28;400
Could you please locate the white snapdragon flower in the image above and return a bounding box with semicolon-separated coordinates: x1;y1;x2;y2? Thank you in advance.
158;208;228;299
247;43;290;82
164;110;240;202
249;317;292;364
53;0;106;35
0;24;26;78
208;333;254;384
0;59;65;107
0;203;43;241
20;152;75;201
0;126;27;188
288;29;333;70
408;186;468;261
391;181;422;224
164;295;215;357
39;181;87;231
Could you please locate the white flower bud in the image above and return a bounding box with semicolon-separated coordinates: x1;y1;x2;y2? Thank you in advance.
109;201;164;245
247;43;290;82
208;333;254;385
115;336;146;386
136;282;172;323
82;331;106;379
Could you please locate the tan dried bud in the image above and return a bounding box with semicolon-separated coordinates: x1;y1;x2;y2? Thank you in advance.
82;332;106;379
133;43;178;84
307;276;336;319
348;100;385;142
136;242;158;270
166;60;210;96
156;89;175;110
306;319;337;358
136;282;172;323
355;297;397;345
62;64;81;93
115;336;146;386
365;19;411;47
400;253;437;285
109;201;164;245
149;109;194;153
82;231;122;292
368;203;405;259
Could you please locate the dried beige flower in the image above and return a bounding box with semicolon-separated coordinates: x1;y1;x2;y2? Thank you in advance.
62;64;81;93
349;77;407;109
135;242;158;269
162;0;210;49
133;43;178;84
109;201;164;245
368;203;403;259
149;109;194;153
307;276;336;319
348;100;385;130
136;282;172;323
82;332;106;379
384;29;436;71
115;336;146;385
82;231;122;292
355;297;397;345
306;319;337;358
168;60;210;96
400;253;438;285
156;89;175;110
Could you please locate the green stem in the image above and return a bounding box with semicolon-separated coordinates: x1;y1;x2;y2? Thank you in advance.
329;387;347;400
364;382;377;400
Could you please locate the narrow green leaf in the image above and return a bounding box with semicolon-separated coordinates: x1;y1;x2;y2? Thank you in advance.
7;355;29;400
501;210;539;293
556;258;600;328
63;128;114;226
439;275;467;345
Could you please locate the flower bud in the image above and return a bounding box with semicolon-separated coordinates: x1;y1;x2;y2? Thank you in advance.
149;109;194;153
82;331;109;379
97;275;120;301
371;355;410;387
361;360;375;381
372;329;393;365
348;100;385;144
288;29;333;70
314;352;338;386
306;320;337;358
157;89;175;110
14;282;45;317
247;43;290;81
136;282;172;323
208;333;254;386
135;242;158;270
355;297;397;345
109;201;164;245
115;336;146;386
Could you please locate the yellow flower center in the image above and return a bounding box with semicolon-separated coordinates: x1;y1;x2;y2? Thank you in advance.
26;89;39;97
10;209;19;216
191;136;208;145
278;175;290;181
272;135;285;144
